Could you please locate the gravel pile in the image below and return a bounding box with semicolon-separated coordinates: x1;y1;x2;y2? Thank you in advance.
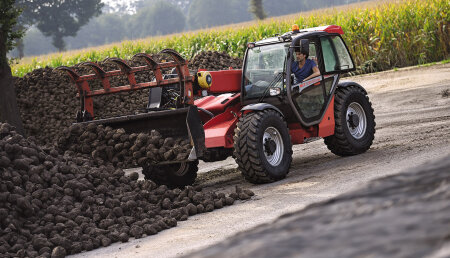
185;156;450;258
188;51;242;71
55;123;192;168
0;122;254;257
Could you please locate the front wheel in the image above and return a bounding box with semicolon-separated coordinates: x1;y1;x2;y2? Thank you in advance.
233;109;292;184
324;84;376;156
142;161;198;188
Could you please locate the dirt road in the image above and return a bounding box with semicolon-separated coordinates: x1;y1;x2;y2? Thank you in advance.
71;63;450;258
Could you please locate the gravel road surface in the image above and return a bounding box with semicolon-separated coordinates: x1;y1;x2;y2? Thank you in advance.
70;63;450;258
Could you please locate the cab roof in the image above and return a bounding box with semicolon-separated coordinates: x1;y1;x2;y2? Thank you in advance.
253;25;344;45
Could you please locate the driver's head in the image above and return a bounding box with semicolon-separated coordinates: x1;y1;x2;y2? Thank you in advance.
295;50;308;61
295;39;310;59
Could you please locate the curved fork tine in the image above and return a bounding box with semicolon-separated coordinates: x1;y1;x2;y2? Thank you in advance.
56;66;80;81
133;53;158;69
105;57;132;73
159;49;185;64
79;62;107;78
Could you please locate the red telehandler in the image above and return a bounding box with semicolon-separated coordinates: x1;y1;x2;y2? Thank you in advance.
59;25;375;187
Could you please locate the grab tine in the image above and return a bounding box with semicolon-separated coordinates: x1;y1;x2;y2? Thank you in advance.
106;57;137;87
133;53;158;68
133;53;163;82
80;62;107;78
159;49;186;64
105;57;132;72
56;66;80;81
79;62;111;90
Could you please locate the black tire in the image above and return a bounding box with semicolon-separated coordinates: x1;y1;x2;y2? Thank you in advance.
324;84;375;156
142;161;198;188
233;109;293;184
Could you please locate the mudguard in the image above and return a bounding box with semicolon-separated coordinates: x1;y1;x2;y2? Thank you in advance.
337;82;367;95
241;103;284;117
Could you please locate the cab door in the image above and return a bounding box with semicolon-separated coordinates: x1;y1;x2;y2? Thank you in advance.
290;35;354;127
291;40;331;126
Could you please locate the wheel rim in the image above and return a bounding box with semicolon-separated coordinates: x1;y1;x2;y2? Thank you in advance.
346;102;367;139
263;127;284;166
172;162;188;176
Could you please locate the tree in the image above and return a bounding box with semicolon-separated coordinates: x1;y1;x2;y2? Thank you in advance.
249;0;267;20
131;1;186;38
17;0;104;51
187;0;251;30
135;0;192;14
65;13;129;49
0;0;25;134
263;0;307;17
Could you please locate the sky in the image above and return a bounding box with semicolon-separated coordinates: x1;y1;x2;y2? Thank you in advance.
102;0;141;14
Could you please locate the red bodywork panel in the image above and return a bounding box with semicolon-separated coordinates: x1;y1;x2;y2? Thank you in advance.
318;96;335;137
199;69;242;93
323;25;344;35
194;70;242;149
202;102;241;148
288;96;336;144
194;93;240;117
302;25;344;35
196;94;335;148
288;123;318;144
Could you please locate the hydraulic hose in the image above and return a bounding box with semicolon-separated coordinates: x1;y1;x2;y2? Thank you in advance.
198;107;214;119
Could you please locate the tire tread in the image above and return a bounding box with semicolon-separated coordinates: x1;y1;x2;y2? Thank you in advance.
233;110;292;184
324;85;376;156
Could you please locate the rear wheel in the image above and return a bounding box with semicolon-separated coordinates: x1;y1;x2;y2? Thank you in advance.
233;109;292;184
324;84;375;156
142;161;198;188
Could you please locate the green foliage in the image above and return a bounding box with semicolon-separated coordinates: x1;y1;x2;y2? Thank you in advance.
132;1;186;37
16;0;367;57
187;0;233;30
0;0;24;64
135;0;192;14
74;13;128;48
186;0;253;30
11;0;450;77
16;0;103;51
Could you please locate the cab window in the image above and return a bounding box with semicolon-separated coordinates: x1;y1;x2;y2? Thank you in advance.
320;36;354;73
243;43;288;99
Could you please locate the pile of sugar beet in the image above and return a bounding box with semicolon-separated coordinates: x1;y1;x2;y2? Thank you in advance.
56;122;192;168
0;122;254;258
3;50;246;257
14;50;243;146
188;50;242;71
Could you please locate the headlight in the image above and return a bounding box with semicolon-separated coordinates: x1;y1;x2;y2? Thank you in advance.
269;88;281;96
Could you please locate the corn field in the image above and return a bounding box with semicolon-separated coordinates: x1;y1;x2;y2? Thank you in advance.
11;0;449;77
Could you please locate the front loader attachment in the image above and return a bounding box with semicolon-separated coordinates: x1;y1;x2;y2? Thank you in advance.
57;49;204;165
80;105;205;163
56;49;195;121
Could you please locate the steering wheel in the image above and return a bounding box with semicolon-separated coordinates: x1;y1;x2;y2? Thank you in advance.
254;80;269;87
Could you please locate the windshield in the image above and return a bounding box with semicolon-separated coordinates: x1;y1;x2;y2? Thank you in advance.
243;43;288;99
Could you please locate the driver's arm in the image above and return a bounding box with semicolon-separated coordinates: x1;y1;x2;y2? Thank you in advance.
303;66;321;81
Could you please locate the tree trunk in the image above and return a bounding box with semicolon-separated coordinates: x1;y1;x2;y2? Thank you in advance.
52;34;66;52
249;0;267;20
0;32;25;135
15;38;24;59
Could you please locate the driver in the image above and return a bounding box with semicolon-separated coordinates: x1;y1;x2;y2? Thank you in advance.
292;48;320;83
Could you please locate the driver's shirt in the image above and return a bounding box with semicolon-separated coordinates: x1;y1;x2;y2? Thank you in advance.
291;59;316;83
